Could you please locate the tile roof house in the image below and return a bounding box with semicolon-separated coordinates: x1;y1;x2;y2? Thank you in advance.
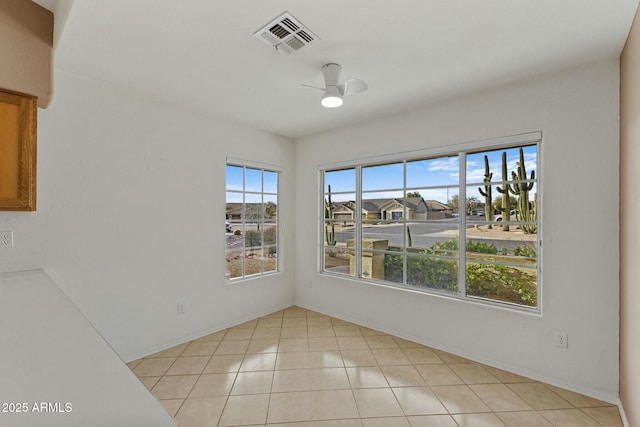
331;197;452;221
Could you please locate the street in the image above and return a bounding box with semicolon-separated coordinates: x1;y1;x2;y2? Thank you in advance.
332;217;534;254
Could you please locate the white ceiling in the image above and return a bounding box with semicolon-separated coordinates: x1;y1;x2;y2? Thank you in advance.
36;0;639;139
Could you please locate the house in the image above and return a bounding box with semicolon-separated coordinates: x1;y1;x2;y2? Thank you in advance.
332;197;452;221
1;1;640;426
225;202;277;221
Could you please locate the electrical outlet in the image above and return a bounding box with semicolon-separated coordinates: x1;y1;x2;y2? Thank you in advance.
177;303;185;315
554;331;568;349
0;231;13;248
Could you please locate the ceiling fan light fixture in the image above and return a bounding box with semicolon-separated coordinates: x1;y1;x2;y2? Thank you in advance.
321;86;343;108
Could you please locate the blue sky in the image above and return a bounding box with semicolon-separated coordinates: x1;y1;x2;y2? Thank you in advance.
324;145;537;203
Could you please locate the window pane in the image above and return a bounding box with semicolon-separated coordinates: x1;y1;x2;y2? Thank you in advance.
226;165;243;191
407;223;460;255
362;191;404;221
225;228;241;251
407;254;459;292
244;227;262;249
362;163;403;191
468;183;537;226
226;192;243;227
325;168;355;193
244;249;263;276
264;170;278;194
244;194;262;223
402;189;456;220
326;220;355;247
264;245;278;273
263;224;278;249
360;250;387;280
264;195;277;220
406;156;459;188
467;145;537;185
466;263;537;307
382;250;404;284
226;191;242;204
245;168;262;192
225;250;243;279
324;248;353;276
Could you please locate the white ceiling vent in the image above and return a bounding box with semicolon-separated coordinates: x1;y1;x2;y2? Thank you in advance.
254;12;318;54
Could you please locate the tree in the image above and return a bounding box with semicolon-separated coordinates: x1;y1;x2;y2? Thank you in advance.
448;195;459;213
406;191;422;197
448;195;481;215
466;197;481;215
265;201;277;219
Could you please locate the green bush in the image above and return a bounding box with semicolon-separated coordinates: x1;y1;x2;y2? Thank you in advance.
383;238;537;307
467;240;498;254
466;263;536;306
384;252;458;292
514;244;537;258
424;236;497;255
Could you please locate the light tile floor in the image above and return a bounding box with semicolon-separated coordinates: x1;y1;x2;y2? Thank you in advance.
127;306;622;427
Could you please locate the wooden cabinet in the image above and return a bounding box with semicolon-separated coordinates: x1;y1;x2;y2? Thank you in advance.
0;90;37;211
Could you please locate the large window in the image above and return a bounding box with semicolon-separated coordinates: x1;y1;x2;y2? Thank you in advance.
226;162;279;281
321;134;539;310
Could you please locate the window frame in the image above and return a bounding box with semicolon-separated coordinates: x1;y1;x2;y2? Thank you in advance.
225;158;281;282
319;132;542;313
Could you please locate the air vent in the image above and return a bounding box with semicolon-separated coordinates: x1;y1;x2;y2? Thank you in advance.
254;11;318;54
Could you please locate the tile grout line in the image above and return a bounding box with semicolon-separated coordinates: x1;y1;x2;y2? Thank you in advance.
130;306;621;427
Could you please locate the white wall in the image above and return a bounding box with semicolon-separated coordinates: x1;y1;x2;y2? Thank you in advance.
293;61;620;401
0;70;295;361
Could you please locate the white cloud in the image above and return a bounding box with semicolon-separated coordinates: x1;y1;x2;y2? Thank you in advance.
428;158;459;172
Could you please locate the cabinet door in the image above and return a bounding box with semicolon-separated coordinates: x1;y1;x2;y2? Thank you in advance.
0;90;37;211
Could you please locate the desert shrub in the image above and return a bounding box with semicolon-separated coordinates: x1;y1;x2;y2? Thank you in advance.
264;226;277;245
424;237;497;255
383;241;536;306
514;244;537;258
264;226;277;254
244;229;261;247
466;263;536;306
244;226;277;253
384;251;458;292
466;240;498;254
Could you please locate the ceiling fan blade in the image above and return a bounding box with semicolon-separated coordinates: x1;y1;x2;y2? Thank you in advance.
300;83;324;91
338;78;368;96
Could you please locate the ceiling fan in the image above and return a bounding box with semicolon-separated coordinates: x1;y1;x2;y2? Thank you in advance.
303;63;368;108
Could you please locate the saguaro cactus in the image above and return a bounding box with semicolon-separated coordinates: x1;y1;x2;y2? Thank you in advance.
496;152;511;231
508;147;537;234
325;185;336;246
478;155;493;228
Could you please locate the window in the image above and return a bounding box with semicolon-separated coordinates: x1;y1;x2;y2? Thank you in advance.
226;162;279;281
321;134;539;310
